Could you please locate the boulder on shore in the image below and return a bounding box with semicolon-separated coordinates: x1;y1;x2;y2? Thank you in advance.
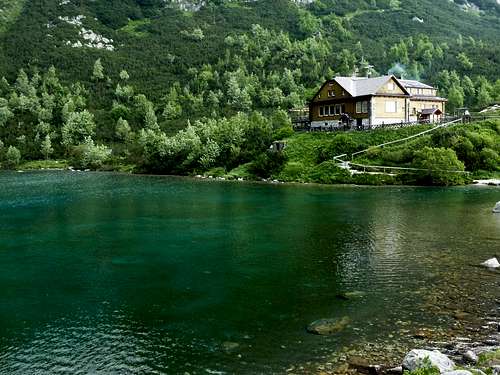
462;350;479;364
481;257;500;268
443;371;473;375
306;316;350;335
493;202;500;213
402;350;455;373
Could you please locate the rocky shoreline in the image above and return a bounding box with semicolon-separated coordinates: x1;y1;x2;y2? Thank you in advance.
295;261;500;375
294;318;500;375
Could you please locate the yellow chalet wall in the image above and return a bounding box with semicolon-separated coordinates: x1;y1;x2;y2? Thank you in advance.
372;96;407;123
371;77;409;124
308;75;446;128
314;80;350;103
376;77;406;95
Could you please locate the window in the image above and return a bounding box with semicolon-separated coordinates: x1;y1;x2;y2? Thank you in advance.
319;106;324;116
362;101;368;113
385;101;397;113
342;90;346;96
387;82;395;91
328;90;335;97
329;105;335;115
357;101;368;113
336;104;342;115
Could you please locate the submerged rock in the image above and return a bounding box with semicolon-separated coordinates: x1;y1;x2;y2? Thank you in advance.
481;258;500;269
413;328;435;339
348;356;382;375
221;341;239;353
454;311;471;321
306;316;351;335
336;291;366;300
402;350;455;373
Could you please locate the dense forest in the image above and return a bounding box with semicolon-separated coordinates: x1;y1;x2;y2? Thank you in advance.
0;0;499;183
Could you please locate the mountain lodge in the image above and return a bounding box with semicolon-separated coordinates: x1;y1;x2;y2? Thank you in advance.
308;75;447;129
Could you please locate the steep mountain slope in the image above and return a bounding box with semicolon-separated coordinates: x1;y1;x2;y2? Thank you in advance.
0;0;499;179
0;0;498;97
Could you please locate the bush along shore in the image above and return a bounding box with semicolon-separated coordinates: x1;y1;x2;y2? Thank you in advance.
4;119;500;188
0;65;498;187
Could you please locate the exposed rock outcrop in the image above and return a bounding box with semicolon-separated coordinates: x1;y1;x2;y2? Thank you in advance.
402;350;455;373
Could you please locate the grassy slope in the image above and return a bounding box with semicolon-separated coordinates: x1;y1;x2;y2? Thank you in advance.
284;126;434;167
274;120;500;184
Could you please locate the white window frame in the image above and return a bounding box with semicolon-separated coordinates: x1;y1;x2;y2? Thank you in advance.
356;102;362;114
385;101;397;113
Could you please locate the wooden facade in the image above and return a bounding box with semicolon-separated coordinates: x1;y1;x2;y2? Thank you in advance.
309;76;447;129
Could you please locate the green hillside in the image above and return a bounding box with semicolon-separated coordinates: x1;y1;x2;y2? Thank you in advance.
0;0;499;105
0;0;499;181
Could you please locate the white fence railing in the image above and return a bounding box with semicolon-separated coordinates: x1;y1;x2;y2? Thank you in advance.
332;118;467;175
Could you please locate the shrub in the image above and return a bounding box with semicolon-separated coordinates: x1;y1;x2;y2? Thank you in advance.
413;147;467;186
307;160;351;184
273;125;294;140
451;136;478;170
480;148;500;171
379;148;413;165
316;134;365;163
71;137;112;170
3;145;21;169
351;173;397;185
278;161;310;182
204;167;226;177
227;163;254;180
249;151;287;179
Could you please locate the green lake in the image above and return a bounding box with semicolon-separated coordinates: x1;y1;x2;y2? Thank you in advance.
0;171;499;374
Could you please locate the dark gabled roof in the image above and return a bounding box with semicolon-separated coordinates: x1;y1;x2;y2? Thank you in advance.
421;108;443;115
400;79;435;89
411;95;448;102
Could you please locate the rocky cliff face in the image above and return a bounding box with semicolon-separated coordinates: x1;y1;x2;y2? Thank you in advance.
166;0;314;12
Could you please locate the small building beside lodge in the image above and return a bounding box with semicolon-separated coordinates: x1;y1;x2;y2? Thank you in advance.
309;75;447;129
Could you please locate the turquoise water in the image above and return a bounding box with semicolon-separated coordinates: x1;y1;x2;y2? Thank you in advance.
0;171;499;374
